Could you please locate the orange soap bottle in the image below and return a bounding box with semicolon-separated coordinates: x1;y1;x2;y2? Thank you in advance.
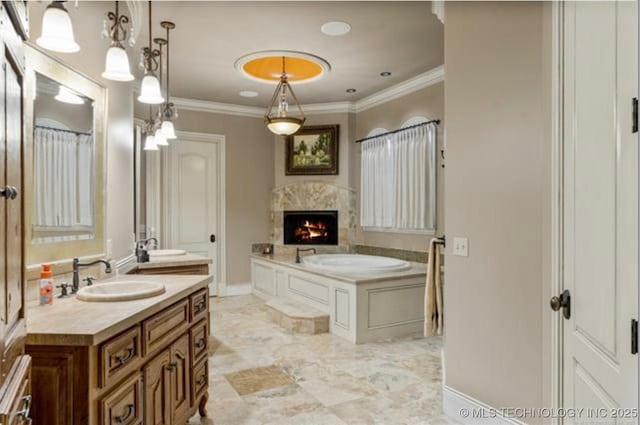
39;264;54;305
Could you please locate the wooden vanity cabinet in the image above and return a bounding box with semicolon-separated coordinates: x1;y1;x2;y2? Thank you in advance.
0;2;31;423
27;287;210;425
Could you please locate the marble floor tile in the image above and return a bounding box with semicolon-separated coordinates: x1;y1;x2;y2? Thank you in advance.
189;294;445;425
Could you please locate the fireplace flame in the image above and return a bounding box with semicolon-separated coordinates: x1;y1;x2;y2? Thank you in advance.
295;220;329;242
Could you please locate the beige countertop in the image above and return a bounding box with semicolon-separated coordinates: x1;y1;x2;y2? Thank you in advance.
27;274;212;347
251;254;427;284
134;252;212;270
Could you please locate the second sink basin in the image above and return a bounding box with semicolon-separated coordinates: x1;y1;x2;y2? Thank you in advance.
149;249;187;257
77;281;166;302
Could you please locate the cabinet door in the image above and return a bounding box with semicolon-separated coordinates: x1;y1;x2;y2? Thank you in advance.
4;51;22;331
0;35;6;351
143;349;171;425
170;334;190;424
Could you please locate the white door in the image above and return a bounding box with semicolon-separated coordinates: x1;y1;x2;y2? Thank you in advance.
168;138;218;290
561;0;638;420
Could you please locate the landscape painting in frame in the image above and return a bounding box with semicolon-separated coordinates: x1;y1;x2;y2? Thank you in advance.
286;125;339;175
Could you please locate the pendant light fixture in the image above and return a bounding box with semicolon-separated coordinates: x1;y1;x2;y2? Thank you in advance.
160;21;177;140
265;57;305;136
102;1;134;82
37;1;80;53
152;37;169;146
143;110;158;151
138;1;164;104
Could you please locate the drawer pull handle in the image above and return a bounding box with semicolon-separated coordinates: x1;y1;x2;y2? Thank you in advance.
194;300;206;314
13;395;32;421
197;374;207;386
113;348;135;366
195;338;206;349
114;404;135;424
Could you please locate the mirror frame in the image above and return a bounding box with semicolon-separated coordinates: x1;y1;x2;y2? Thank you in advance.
23;43;107;267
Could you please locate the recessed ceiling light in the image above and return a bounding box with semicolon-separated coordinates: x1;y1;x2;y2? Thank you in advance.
346;88;357;93
239;90;259;98
380;71;392;77
321;21;351;36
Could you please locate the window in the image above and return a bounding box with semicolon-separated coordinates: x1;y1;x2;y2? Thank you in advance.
360;117;437;233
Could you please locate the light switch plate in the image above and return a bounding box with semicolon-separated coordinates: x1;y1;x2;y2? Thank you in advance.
453;237;468;257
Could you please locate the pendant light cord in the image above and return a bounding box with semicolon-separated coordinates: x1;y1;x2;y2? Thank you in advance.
166;25;170;101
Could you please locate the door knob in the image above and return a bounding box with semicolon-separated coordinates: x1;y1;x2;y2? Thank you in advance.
550;289;571;320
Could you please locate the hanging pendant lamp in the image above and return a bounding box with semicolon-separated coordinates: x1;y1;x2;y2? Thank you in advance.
144;111;158;151
265;57;305;136
138;1;164;104
102;1;134;82
160;21;177;139
37;1;80;53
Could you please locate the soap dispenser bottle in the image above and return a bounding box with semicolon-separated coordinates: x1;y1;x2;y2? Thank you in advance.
39;264;54;305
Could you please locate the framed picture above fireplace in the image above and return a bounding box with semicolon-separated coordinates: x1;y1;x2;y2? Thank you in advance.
284;211;339;245
285;125;339;175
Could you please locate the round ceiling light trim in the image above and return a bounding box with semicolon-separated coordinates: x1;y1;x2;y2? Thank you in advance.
321;21;352;36
239;90;259;98
235;50;331;84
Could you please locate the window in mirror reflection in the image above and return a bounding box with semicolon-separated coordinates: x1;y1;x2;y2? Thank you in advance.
32;73;95;243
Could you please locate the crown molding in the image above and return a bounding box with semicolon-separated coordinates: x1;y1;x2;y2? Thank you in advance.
171;65;444;118
354;65;444;113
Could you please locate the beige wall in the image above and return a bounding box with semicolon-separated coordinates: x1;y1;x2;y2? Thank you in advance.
443;1;549;417
274;112;356;189
168;109;275;285
353;83;445;252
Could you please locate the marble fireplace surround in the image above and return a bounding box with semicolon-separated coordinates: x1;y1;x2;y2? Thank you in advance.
271;182;356;255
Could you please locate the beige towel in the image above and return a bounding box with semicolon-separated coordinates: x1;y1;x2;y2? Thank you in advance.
424;238;443;336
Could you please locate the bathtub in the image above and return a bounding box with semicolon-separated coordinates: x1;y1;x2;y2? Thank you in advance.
302;254;412;275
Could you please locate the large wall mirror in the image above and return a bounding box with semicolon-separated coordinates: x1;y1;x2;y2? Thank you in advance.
24;44;107;266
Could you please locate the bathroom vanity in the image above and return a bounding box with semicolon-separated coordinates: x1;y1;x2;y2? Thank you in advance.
25;274;212;425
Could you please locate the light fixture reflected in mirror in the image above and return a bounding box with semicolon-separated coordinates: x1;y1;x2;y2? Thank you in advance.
265;57;305;136
55;86;84;105
37;1;80;53
143;133;157;151
138;1;164;104
154;126;168;146
102;1;134;82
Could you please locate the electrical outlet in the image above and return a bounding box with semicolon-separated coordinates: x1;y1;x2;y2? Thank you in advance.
453;237;468;257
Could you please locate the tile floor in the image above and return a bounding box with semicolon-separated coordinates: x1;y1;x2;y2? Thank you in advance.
188;295;449;425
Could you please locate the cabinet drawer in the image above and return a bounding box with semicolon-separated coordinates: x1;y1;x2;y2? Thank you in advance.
100;373;142;425
99;326;142;388
191;358;208;404
0;355;31;425
190;320;209;365
142;299;189;356
190;289;209;323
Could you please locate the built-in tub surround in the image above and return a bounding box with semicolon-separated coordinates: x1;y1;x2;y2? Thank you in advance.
251;253;427;343
271;182;356;255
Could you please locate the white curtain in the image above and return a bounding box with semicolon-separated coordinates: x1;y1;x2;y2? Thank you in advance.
33;127;93;228
360;122;436;231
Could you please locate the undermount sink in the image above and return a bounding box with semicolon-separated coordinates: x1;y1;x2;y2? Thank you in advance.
149;249;187;257
77;281;166;302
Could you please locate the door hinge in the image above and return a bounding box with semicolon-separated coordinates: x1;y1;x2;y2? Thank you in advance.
632;319;638;355
633;97;638;133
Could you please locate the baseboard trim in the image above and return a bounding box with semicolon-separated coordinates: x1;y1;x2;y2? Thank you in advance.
226;282;252;296
443;385;527;425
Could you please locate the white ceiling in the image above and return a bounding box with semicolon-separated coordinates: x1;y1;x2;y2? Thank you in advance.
29;1;443;106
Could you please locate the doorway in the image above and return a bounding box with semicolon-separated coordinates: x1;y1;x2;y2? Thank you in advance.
552;0;638;419
162;131;226;296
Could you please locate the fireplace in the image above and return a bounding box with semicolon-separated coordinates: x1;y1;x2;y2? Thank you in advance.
283;211;338;245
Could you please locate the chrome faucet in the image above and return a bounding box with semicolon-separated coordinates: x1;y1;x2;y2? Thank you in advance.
135;237;159;263
296;248;316;264
72;258;112;294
